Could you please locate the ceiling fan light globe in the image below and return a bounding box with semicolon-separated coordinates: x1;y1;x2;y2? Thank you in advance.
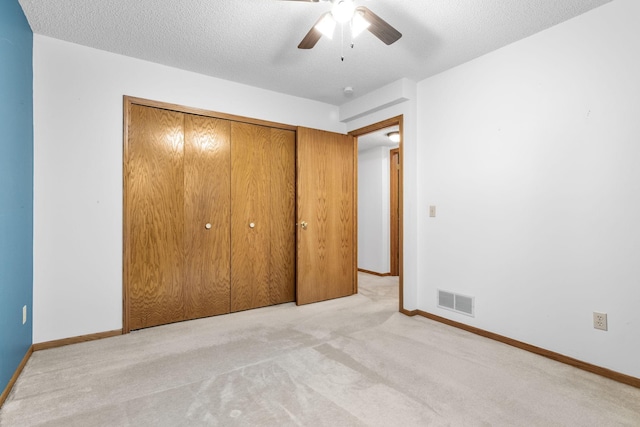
351;11;370;38
315;13;337;39
331;0;356;23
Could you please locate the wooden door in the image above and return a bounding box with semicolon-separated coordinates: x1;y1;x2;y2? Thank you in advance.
230;122;271;311
296;127;356;305
390;148;400;276
269;128;296;305
125;106;232;330
125;99;296;328
230;123;296;311
125;105;186;330
183;115;231;319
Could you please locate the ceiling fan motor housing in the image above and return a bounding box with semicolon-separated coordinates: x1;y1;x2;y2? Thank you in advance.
332;0;356;23
294;0;402;49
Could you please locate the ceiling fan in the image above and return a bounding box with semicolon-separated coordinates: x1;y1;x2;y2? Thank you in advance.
283;0;402;49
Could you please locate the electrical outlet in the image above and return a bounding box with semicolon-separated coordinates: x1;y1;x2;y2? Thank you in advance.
23;305;27;325
593;312;607;331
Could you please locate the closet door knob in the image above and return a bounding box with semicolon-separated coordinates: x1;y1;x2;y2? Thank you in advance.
300;221;308;230
249;222;255;228
205;223;212;230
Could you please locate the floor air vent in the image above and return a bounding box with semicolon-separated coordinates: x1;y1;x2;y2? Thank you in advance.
438;290;474;317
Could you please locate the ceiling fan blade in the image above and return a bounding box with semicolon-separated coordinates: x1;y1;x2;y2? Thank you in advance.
298;14;326;49
356;6;402;45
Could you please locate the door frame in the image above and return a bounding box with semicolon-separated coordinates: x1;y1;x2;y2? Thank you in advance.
349;116;404;311
389;148;400;276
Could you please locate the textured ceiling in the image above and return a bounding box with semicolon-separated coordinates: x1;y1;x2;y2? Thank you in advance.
19;0;612;106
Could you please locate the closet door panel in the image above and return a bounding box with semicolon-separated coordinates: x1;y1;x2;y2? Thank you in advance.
125;105;185;330
269;129;296;304
183;115;231;319
231;122;271;311
296;127;356;305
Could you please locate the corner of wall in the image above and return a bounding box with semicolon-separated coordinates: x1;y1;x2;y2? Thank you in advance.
339;78;416;124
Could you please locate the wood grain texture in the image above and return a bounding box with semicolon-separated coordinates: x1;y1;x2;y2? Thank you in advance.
296;127;356;305
390;148;400;276
269;129;296;304
357;6;402;45
124;96;296;131
397;118;405;311
183;115;231;319
123;98;133;333
125;105;185;330
230;122;271;311
353;134;359;294
297;15;324;49
348;116;403;137
124;98;297;329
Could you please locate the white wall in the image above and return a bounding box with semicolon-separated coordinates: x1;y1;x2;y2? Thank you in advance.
32;35;345;343
416;0;640;378
358;146;391;273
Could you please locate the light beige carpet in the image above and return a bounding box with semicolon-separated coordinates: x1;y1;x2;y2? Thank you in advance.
2;273;639;426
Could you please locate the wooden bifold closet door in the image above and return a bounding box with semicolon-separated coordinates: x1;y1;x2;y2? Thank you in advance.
231;123;296;312
183;114;232;319
124;104;295;331
125;105;231;330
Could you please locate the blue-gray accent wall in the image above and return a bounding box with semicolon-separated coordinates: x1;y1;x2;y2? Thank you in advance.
0;0;34;393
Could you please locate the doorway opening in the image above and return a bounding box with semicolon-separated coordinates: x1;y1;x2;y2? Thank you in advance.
350;116;403;309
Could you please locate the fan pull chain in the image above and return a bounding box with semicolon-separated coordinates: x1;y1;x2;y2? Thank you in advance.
350;19;355;49
341;23;344;61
